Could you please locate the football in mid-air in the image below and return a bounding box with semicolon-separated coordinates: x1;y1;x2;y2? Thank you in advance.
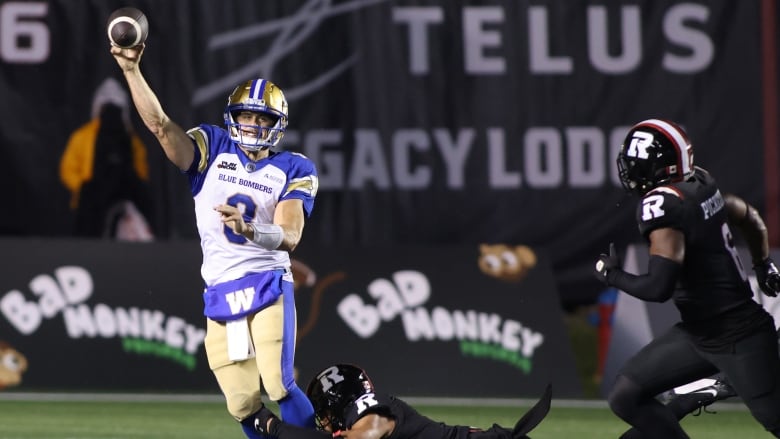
107;7;148;49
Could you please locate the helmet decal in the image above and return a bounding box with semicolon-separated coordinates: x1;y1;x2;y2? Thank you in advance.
637;118;693;177
248;79;267;104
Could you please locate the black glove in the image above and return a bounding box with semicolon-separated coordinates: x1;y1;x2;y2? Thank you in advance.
594;243;620;285
253;405;279;435
754;257;780;297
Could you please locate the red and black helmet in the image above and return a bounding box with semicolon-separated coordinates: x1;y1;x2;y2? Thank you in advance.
306;364;374;432
617;119;695;195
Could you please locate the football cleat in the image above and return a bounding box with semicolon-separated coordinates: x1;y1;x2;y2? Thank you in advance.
668;378;737;416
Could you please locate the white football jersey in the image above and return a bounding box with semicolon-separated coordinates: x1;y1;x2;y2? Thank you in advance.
185;124;318;286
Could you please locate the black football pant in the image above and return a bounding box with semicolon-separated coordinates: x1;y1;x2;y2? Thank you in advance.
608;322;780;438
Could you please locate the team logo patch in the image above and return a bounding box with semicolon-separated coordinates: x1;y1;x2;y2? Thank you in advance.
217;161;237;171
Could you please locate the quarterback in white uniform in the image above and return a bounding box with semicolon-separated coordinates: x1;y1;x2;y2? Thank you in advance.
111;41;317;439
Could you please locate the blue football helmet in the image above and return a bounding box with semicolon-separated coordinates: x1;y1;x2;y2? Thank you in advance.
224;78;288;151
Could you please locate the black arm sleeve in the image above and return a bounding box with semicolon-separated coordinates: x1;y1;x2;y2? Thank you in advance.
608;255;682;302
269;418;333;439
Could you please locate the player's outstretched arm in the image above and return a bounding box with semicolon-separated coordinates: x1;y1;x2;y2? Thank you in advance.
109;44;194;171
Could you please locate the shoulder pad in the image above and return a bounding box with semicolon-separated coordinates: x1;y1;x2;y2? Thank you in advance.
186;126;210;173
646;185;684;199
636;187;687;237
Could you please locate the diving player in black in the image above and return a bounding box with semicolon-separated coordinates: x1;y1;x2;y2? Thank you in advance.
594;119;780;438
251;363;552;439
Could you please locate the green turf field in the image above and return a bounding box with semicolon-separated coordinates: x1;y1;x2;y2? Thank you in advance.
0;397;768;438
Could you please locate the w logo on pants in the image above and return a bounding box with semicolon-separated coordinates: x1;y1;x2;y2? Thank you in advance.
226;287;255;315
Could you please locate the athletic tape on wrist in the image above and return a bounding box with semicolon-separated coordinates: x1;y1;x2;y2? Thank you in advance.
250;223;284;250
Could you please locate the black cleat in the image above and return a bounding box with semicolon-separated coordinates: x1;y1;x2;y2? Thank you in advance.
667;379;737;416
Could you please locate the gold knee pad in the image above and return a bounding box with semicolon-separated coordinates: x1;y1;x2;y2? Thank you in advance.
224;390;263;421
211;356;263;420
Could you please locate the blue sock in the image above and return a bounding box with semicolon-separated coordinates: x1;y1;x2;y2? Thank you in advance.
278;385;316;428
240;416;268;439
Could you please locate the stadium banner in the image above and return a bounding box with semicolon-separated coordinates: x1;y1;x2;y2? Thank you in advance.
0;238;581;397
0;0;772;307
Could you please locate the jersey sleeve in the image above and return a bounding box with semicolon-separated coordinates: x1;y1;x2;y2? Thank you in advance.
185;124;223;196
280;152;319;217
186;124;222;174
636;186;687;238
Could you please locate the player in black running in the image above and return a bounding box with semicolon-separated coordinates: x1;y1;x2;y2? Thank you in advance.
250;363;552;439
594;119;780;438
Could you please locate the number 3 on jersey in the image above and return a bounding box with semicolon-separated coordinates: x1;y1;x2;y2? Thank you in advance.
224;193;257;244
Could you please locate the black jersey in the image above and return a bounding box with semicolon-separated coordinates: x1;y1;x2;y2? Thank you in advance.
635;167;770;341
341;392;477;439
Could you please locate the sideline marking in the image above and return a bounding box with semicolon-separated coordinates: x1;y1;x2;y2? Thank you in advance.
0;392;748;411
